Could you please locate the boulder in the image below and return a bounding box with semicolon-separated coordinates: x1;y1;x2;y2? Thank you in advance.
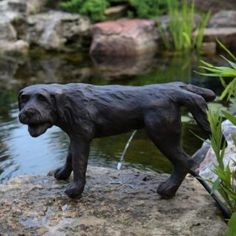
208;11;236;28
27;11;91;50
90;19;159;56
0;166;226;235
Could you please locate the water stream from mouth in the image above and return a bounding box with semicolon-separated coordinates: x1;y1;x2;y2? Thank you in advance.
117;130;137;170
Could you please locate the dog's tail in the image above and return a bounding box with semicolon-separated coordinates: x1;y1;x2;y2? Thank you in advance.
178;84;216;135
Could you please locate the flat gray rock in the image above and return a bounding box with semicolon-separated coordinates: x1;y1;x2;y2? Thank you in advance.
0;166;226;235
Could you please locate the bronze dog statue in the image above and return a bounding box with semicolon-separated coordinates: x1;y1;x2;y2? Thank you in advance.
18;82;215;198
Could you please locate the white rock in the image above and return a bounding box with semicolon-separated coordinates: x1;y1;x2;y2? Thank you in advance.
198;120;236;182
27;11;91;50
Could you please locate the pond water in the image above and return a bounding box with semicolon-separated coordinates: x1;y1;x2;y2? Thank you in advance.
0;51;222;182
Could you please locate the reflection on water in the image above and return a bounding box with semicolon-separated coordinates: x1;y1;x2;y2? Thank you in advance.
0;52;218;182
0;108;68;182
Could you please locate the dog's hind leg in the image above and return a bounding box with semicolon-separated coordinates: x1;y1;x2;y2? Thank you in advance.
54;146;72;180
145;107;193;199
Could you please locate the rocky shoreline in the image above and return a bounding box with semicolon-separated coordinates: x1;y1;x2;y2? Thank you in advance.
0;166;226;235
0;0;236;56
0;1;234;235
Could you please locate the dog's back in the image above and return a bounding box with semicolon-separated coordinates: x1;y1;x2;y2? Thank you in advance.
59;82;215;138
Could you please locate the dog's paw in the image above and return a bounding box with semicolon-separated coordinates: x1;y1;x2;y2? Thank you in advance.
157;179;179;199
54;167;71;180
65;182;85;198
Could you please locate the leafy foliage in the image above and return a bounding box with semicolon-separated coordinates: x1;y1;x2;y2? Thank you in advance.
61;0;109;21
199;41;236;101
222;110;236;126
199;61;236;78
80;0;109;22
208;109;236;231
60;0;84;13
129;0;168;18
201;42;236;234
61;0;170;22
208;110;226;169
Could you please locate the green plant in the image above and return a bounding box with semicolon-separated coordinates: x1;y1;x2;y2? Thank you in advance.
208;110;236;212
81;0;109;21
200;41;236;234
167;0;193;51
208;109;236;236
200;58;236;101
225;213;236;236
193;11;211;52
199;41;236;101
61;0;84;13
160;0;210;53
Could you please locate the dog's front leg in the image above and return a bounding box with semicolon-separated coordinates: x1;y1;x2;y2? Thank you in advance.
54;145;72;180
65;137;90;198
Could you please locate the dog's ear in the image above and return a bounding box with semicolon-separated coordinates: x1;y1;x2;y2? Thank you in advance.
51;89;77;125
50;89;72;123
50;89;65;113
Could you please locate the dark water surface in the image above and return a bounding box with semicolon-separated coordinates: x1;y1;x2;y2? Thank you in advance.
0;51;220;182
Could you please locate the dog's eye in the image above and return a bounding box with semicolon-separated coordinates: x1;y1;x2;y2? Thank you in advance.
37;94;47;103
20;94;29;103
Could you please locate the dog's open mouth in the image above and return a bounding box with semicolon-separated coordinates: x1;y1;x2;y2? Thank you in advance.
28;122;52;137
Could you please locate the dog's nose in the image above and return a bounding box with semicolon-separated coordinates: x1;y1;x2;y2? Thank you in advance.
19;108;35;123
24;109;35;117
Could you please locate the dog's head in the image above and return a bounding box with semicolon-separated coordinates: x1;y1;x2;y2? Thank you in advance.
18;84;63;137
